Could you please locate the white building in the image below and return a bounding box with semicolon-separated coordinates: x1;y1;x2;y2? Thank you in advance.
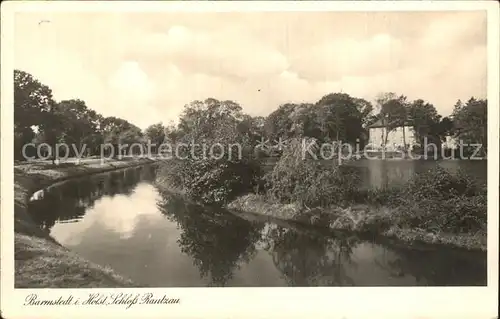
368;119;417;151
442;135;458;149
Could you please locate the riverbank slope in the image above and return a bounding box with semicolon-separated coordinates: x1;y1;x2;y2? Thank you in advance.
14;157;156;288
228;193;487;252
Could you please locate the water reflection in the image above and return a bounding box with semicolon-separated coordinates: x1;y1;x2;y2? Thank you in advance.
28;165;158;231
26;166;486;287
264;158;487;190
156;191;264;286
370;241;487;286
262;225;359;286
156;190;486;286
347;159;487;189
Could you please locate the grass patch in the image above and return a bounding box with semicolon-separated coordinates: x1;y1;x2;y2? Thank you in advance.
227;194;302;220
229;194;394;233
15;234;137;288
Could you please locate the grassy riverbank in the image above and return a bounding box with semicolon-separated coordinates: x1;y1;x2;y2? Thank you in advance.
14;157;155;288
228;193;487;251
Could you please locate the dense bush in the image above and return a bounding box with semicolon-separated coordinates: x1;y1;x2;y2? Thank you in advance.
394;194;487;234
156;159;186;190
349;187;402;206
402;166;484;201
158;153;263;205
265;138;359;208
263;158;487;235
356;165;486;205
185;158;262;204
386;166;487;234
155;99;265;205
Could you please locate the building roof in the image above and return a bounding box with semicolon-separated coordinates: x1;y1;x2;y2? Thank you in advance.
367;119;384;128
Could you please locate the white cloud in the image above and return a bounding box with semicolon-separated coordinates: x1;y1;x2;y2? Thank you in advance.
109;61;151;92
290;33;405;82
51;184;162;244
132;25;289;80
14;11;487;128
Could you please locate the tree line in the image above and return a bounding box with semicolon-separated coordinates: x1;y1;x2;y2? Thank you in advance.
15;70;151;161
14;69;487;162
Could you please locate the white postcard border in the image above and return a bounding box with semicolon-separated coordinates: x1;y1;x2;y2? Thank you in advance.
1;1;499;319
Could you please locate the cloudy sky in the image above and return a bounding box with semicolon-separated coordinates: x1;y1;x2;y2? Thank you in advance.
14;11;486;129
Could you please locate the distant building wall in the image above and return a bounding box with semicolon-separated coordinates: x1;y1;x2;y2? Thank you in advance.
368;126;416;150
442;135;458;149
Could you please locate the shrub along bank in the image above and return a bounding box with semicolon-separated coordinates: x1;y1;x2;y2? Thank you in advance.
227;138;487;251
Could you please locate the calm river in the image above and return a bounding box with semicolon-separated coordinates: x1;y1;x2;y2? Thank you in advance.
28;164;486;287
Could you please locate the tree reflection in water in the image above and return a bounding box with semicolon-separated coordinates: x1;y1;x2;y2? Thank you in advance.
28;165;158;231
261;224;359;286
157;189;364;287
372;241;487;286
156;190;264;287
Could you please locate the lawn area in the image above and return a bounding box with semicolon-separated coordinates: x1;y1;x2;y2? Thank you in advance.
15;234;136;288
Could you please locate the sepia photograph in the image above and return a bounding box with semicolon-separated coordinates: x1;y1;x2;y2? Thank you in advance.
1;1;499;318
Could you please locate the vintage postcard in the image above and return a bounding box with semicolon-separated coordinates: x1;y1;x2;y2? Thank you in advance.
1;1;499;318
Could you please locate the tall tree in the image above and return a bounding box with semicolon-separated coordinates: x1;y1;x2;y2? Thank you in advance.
237;115;266;145
289;103;321;139
316;93;367;145
452;97;487;155
178;98;244;143
56;99;99;156
353;97;374;127
164;121;182;145
37;103;67;163
375;93;408;149
14;70;54;127
435;117;454;138
166;98;260;204
264;103;298;142
407;99;442;147
101;117;143;157
14;70;56;160
144;122;166;153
